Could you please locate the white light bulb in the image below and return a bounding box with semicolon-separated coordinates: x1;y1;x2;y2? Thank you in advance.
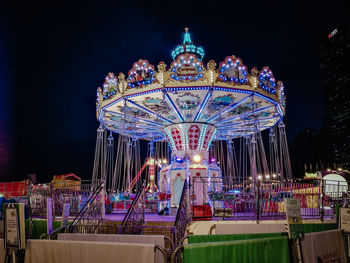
193;154;201;163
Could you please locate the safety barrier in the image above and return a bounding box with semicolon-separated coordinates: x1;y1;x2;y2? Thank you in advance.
190;177;345;221
170;228;346;263
171;236;291;263
30;180;96;217
21;239;166;263
66;223;175;259
56;233;169;263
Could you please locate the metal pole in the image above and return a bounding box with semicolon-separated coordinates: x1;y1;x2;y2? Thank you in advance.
321;180;324;222
257;179;260;223
295;237;304;263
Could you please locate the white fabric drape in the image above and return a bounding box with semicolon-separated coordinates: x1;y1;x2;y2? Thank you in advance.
301;229;346;263
58;233;165;263
0;239;5;261
24;239;155;263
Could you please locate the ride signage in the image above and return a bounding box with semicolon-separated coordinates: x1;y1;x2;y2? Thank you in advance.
285;198;304;239
4;203;25;249
340;207;350;232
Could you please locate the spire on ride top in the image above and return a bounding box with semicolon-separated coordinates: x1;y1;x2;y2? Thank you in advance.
171;27;205;61
183;27;192;44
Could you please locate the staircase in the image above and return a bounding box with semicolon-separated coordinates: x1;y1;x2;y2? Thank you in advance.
120;180;146;234
68;181;105;233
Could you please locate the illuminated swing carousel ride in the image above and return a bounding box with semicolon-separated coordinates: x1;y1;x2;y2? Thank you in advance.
93;28;291;210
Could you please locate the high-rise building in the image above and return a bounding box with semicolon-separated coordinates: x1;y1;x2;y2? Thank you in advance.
320;26;350;170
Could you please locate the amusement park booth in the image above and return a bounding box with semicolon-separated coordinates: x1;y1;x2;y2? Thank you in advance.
51;173;81;191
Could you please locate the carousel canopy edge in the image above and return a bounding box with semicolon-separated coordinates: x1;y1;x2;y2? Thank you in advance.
95;29;286;140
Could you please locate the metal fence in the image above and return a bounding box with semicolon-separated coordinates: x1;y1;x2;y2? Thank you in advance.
30;180;96;217
120;181;146;234
67;223;176;256
190;177;346;221
174;180;191;246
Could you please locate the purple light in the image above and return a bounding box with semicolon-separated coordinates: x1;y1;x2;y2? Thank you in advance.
211;158;216;163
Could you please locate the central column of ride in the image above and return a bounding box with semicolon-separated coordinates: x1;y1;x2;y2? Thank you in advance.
160;123;222;207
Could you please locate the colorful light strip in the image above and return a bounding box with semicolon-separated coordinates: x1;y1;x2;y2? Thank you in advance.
104;120;159;132
254;92;278;104
215;105;275;126
184;124;189;151
164;93;184;122
216;126;270;132
217;116;277;129
197;124;207;150
164;86;210;92
194;91;211;122
206;129;217;151
277;104;283;115
125;88;163;98
180;124;186;151
98;97;123;121
105;111;164;127
165;127;176;150
126;100;173;124
207;95;252;123
212;86;252;94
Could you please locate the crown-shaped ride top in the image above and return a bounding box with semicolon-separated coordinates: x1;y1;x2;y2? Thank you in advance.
96;29;286;141
171;27;205;61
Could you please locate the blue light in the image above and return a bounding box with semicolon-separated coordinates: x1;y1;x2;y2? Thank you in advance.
164;93;184;122
254;92;278;104
228;189;240;194
194;91;211;122
175;156;183;163
127;100;173;124
207;94;252;123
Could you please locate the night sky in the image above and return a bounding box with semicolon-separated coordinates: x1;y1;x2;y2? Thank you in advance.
0;1;349;182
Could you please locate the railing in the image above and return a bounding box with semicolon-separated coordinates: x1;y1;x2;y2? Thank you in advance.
68;181;105;233
174;180;191;246
120;180;146;234
30;180;93;217
171;245;184;263
190;177;347;221
65;223;176;252
110;192;168;214
49;224;68;240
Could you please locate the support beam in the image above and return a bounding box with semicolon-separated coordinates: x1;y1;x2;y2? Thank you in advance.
215;105;275;126
126;99;174;124
194;91;212;122
164;92;185;122
207;95;252;123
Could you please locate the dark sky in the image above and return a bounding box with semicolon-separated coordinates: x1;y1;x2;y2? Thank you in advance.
0;1;349;182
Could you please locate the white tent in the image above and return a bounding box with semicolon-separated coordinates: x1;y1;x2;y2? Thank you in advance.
323;173;348;197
